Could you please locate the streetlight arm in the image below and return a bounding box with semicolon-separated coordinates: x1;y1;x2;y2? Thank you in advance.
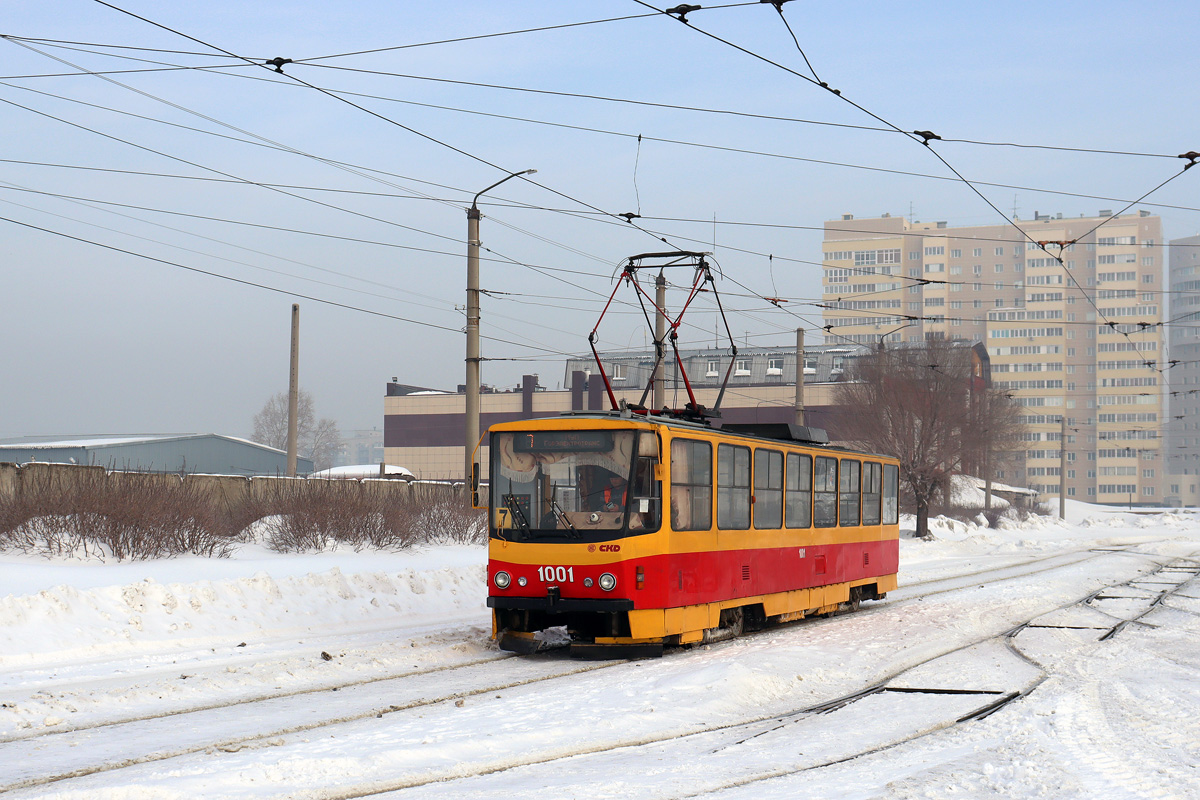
471;168;537;212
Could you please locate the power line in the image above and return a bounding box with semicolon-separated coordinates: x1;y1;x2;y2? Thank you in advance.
293;11;666;61
0;94;471;248
4;29;1186;162
1;185;604;354
269;81;1200;213
7;25;814;359
10;154;1200;271
294;61;1182;161
1;39;471;217
0;181;665;358
86;0;706;265
0;212;576;356
15;64;1200;220
19;5;1197;377
643;0;1197;371
1;35;251;59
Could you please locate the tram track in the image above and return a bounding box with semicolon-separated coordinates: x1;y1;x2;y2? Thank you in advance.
0;624;504;744
0;538;1136;749
667;553;1200;800
332;552;1200;800
0;647;628;794
4;543;1188;798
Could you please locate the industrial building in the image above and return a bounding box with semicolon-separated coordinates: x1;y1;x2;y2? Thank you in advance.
0;434;313;476
384;344;869;481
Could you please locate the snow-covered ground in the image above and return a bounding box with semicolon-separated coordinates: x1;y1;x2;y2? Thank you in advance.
1;500;1197;799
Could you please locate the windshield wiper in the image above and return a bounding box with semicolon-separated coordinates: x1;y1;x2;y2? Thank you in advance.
549;486;578;538
502;493;531;536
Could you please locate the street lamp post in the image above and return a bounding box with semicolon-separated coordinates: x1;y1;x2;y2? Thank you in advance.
465;169;536;484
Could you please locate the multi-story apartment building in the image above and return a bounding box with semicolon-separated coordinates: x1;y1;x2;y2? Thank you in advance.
1168;234;1200;505
822;211;1166;506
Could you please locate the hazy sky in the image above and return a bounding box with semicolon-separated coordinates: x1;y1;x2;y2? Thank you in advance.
3;1;1198;438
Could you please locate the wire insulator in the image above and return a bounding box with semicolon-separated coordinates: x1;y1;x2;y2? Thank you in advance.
665;4;701;23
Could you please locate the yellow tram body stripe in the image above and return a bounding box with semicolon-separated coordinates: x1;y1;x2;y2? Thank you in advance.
489;523;899;565
627;572;899;640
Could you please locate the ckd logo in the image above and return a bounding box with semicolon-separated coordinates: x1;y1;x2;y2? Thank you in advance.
598;544;621;552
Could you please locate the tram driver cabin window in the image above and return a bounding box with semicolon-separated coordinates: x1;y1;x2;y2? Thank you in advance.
670;439;712;531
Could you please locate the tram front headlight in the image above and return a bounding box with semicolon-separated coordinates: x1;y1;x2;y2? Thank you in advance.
598;572;617;592
494;571;511;590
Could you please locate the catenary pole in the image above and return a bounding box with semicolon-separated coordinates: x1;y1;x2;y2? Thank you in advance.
465;169;535;483
1059;413;1067;519
287;303;299;477
794;327;805;426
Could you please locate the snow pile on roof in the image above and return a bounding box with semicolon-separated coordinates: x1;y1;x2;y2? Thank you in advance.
309;464;415;480
0;435;179;450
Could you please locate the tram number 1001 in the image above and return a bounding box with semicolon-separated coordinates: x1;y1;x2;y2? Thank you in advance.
538;566;574;583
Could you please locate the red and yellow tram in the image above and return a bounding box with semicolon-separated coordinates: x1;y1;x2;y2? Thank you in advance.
482;412;900;658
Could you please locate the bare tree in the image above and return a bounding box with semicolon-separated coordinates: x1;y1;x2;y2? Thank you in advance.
960;381;1026;510
832;341;1025;539
252;390;342;471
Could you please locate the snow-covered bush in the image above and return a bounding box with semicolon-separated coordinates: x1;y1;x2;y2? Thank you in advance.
251;480;484;552
0;468;242;559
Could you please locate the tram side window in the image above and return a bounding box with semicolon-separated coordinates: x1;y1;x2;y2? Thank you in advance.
862;462;882;525
717;444;751;530
753;449;783;529
785;453;812;528
813;456;838;527
839;459;861;526
670;439;712;531
882;463;900;525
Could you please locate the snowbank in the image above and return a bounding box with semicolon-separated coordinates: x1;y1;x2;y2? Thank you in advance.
0;545;486;672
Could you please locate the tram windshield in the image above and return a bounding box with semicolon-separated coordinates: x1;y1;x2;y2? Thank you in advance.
491;429;660;537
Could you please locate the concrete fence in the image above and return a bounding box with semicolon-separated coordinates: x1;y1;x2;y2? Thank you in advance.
0;461;423;508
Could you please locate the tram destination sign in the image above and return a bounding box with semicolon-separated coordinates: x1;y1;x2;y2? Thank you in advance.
513;430;613;453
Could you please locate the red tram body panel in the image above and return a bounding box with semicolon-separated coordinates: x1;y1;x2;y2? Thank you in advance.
483;414;900;656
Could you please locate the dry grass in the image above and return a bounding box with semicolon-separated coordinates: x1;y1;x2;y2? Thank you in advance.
0;470;485;560
0;469;243;559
